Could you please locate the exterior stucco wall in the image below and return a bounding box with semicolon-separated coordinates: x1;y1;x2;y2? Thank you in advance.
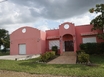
40;31;46;53
46;29;59;51
10;27;41;55
75;25;100;50
46;29;59;37
59;22;75;36
10;22;104;55
59;22;77;53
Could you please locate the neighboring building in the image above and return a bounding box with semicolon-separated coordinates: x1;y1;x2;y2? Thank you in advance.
10;22;104;55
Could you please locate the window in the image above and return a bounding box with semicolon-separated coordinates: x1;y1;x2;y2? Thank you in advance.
82;37;96;43
49;40;60;50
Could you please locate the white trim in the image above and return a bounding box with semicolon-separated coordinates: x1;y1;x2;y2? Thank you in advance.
82;37;97;43
63;41;65;51
49;40;60;50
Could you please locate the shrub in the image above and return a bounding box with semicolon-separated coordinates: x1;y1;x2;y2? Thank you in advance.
76;50;85;55
80;42;104;55
99;42;104;54
52;46;58;55
40;51;56;62
77;52;90;63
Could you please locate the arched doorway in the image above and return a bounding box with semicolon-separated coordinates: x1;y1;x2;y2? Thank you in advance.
63;34;74;51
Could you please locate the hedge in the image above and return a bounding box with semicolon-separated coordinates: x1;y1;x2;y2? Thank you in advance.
80;42;104;55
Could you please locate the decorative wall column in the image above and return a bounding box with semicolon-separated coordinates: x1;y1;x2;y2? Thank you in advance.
60;36;63;54
73;35;77;52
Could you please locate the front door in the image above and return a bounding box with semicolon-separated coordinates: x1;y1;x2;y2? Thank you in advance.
64;40;74;51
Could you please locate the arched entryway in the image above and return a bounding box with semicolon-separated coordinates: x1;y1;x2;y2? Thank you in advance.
63;34;74;51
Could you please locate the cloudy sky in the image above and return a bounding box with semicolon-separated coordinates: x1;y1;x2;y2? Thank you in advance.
0;0;104;34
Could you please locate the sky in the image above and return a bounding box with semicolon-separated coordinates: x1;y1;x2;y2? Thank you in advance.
0;0;104;34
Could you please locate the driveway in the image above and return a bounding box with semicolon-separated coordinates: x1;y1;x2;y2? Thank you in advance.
0;55;40;60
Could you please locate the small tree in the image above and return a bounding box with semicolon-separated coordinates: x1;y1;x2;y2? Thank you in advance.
89;4;104;39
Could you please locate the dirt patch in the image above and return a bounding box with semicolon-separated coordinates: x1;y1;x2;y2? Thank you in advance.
0;70;72;77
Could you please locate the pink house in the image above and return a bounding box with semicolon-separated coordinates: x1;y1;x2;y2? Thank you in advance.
10;22;104;55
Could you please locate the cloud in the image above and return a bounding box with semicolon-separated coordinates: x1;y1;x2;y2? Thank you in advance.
10;0;104;19
1;22;34;34
0;0;104;34
37;25;49;31
0;1;38;27
66;13;91;25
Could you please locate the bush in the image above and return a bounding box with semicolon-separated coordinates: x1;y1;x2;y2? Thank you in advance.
77;52;90;63
76;50;85;55
40;51;56;62
52;46;58;55
80;42;104;55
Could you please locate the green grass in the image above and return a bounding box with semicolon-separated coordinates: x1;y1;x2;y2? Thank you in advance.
0;55;104;77
90;55;104;64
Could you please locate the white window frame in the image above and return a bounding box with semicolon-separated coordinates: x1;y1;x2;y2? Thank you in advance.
82;37;97;43
49;40;60;50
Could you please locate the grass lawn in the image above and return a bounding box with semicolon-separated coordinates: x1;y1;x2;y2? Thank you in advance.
0;55;104;77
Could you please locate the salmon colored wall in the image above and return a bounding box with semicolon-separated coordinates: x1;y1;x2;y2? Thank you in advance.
63;34;73;41
59;22;75;36
46;29;59;37
59;22;77;53
75;25;102;50
40;31;46;54
10;27;41;55
46;29;59;51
